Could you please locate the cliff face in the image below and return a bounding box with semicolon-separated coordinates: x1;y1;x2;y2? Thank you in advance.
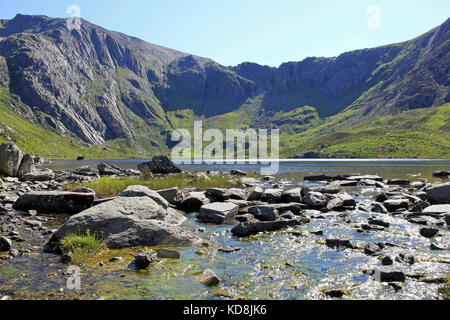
0;14;448;153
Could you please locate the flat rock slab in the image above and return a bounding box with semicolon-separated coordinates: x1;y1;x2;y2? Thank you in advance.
13;191;95;214
197;202;239;224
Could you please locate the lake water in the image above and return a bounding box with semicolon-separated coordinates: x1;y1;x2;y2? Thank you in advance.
43;159;450;182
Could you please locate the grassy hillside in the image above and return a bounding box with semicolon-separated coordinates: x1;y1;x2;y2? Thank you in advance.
282;103;450;158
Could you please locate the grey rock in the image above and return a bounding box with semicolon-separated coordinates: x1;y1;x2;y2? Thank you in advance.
199;269;220;286
23;169;55;182
134;251;157;270
206;188;246;201
282;188;302;203
261;189;284;203
380;255;393;266
197;202;239;224
247;187;264;201
138;156;181;174
383;199;409;212
157;187;181;205
0;143;23;177
97;163;122;175
303;191;328;208
17;154;34;178
13;191;95;214
49;196;197;249
248;205;279;221
371;202;388;214
73;166;99;177
120;185;169;209
364;243;382;256
419;227;438;238
179;192;211;212
432;171;450;178
0;236;12;251
425;183;450;204
422;204;450;214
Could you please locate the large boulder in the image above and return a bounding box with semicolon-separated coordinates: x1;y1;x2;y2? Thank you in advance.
0;143;23;177
425;183;450;204
0;143;34;178
119;185;169;209
197;202;239;224
137;156;181;174
49;196;197;250
17;154;34;178
13;191;95;214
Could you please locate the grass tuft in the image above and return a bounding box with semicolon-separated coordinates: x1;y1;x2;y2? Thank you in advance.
60;230;106;265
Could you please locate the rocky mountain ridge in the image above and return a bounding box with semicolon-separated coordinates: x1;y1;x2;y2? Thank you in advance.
0;14;448;157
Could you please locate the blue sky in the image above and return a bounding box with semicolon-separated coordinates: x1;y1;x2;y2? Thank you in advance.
1;0;449;67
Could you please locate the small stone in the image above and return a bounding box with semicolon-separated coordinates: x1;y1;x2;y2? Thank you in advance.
419;227;438;238
134;252;156;270
199;269;220;286
10;249;19;257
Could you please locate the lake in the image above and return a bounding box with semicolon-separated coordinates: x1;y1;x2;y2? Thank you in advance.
43;159;450;182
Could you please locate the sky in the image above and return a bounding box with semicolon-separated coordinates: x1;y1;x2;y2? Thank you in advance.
0;0;449;67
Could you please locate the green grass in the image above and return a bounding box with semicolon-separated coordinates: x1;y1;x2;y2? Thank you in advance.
66;173;241;198
60;230;106;265
281;102;450;158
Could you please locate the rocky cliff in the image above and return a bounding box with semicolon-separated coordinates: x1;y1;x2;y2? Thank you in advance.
0;14;448;156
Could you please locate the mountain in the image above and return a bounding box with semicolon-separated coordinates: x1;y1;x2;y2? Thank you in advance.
0;14;448;158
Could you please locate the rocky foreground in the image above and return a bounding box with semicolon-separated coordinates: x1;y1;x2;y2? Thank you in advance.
0;144;450;299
